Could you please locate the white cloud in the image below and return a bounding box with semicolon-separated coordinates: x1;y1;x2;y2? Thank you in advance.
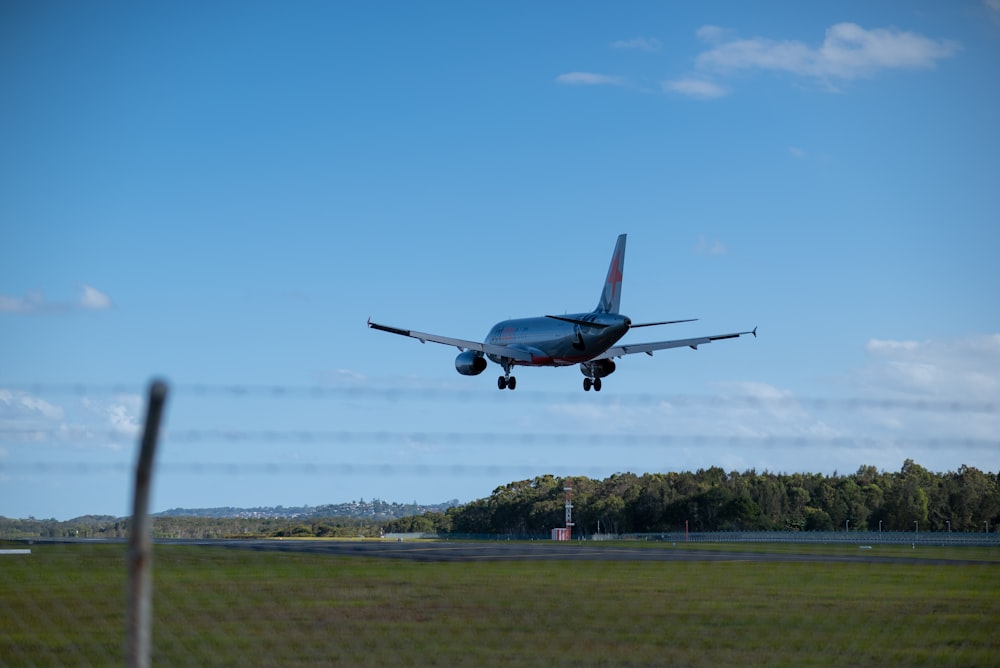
866;339;919;353
0;285;113;313
0;290;48;313
858;335;1000;399
565;23;957;103
82;394;142;434
555;72;626;87
839;335;1000;462
695;22;959;83
610;37;661;52
0;389;65;421
0;389;147;453
79;394;143;450
79;285;113;310
536;334;999;476
0;294;27;312
788;146;807;159
987;0;1000;27
695;25;733;43
662;77;728;99
0;389;68;446
694;235;729;255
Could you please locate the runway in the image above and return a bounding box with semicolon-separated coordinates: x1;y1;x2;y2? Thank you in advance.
204;538;997;567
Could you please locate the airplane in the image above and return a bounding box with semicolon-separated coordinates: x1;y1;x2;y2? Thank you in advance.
368;233;756;392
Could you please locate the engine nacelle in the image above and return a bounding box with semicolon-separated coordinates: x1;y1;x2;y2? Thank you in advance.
455;350;488;376
580;359;616;378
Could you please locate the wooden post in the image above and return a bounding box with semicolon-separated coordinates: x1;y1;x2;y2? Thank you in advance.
126;380;168;668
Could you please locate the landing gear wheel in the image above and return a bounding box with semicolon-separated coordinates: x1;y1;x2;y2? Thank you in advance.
498;376;507;390
507;376;516;390
583;378;592;392
594;378;602;392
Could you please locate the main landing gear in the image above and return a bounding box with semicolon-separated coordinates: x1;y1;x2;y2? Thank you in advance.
497;359;516;390
583;377;602;392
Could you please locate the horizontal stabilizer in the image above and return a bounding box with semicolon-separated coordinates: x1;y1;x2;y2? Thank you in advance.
545;315;610;329
629;318;698;328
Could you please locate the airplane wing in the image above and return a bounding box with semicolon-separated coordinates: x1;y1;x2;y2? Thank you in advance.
593;327;757;359
367;319;535;362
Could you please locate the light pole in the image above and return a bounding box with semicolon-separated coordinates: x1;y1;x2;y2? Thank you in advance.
914;520;918;533
946;520;951;533
878;520;882;533
846;519;850;532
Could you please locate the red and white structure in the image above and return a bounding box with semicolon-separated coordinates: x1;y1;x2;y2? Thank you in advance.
551;479;574;541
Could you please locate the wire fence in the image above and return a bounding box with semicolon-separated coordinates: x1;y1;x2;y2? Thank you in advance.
2;380;999;666
3;429;998;451
3;382;998;455
5;381;999;412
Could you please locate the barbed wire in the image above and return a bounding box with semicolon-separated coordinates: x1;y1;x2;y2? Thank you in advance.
1;427;996;449
2;381;997;413
0;461;588;476
4;383;996;480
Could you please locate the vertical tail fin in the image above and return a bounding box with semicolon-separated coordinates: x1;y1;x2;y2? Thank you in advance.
596;233;626;313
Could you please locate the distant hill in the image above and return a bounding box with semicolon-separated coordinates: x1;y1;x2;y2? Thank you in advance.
153;498;459;520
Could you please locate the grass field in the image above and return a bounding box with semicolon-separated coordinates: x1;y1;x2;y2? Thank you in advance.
2;542;997;667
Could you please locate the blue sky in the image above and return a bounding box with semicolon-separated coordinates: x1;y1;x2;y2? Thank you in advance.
2;1;998;520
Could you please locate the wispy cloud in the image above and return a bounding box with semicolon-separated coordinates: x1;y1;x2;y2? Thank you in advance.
0;389;67;446
666;23;959;99
0;389;65;422
986;0;1000;23
0;290;47;313
81;394;142;446
610;37;661;52
539;333;999;476
0;285;114;313
788;146;807;159
696;22;959;83
334;369;368;382
80;285;113;310
662;77;728;99
694;235;729;255
844;335;1000;449
0;388;143;452
858;335;1000;400
565;23;959;101
555;72;627;87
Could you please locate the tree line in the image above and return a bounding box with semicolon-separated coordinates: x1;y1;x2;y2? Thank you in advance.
411;459;1000;536
0;514;392;540
3;460;997;539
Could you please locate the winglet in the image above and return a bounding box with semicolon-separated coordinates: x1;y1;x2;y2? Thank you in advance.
752;326;758;338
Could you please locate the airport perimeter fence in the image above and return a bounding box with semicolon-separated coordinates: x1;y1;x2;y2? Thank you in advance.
2;380;999;667
383;531;1000;548
624;530;1000;547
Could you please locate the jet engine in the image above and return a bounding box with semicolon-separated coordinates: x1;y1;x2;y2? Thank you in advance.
455;350;487;376
580;359;616;378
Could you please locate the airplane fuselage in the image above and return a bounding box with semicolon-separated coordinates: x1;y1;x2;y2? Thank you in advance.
484;312;631;367
368;233;755;391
